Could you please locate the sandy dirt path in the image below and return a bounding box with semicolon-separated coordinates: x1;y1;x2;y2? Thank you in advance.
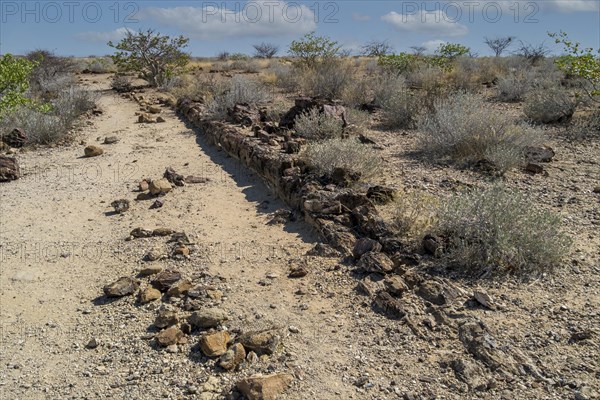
0;78;358;399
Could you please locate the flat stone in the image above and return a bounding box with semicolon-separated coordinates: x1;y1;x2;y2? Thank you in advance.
199;331;231;357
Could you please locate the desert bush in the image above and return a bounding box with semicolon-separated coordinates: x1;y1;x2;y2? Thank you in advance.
303;138;382;181
207;76;271;118
1;85;97;144
405;65;446;93
253;43;279;59
516;41;550;65
294;108;344;140
52;86;98;125
169;73;228;102
86;57;115;73
299;57;354;99
341;78;371;108
272;63;300;92
524;87;578;123
26;50;75;94
111;74;134;92
345;108;371;131
371;73;407;107
0;106;66;144
108;29;190;87
380;89;425;129
434;184;571;278
418;92;544;173
360;40;393;57
392;190;439;241
288;32;342;68
496;70;533;102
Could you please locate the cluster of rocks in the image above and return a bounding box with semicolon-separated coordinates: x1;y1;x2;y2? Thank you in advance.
102;229;294;399
121;91;176;123
176;96;560;393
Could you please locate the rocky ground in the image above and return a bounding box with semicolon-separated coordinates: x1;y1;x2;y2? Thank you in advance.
0;74;598;400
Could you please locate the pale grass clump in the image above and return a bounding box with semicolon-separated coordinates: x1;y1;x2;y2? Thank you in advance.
294;108;344;140
417;92;545;173
303;138;382;182
434;185;571;278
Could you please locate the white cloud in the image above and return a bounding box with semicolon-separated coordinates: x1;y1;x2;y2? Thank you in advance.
381;10;468;37
541;0;599;12
352;12;371;22
421;39;447;54
75;27;131;43
138;1;316;40
485;0;598;13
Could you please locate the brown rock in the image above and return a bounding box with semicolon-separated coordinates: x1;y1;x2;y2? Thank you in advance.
199;331;231;357
149;178;172;195
148;105;162;114
139;287;161;303
130;227;153;238
172;245;190;257
357;251;394;274
156;116;166;123
384;276;408;297
150;198;164;209
111;199;130;214
219;342;246;370
144;248;164;262
154;308;179;328
3;128;28;147
353;237;382;259
139;266;162;276
188;308;228;329
525;162;544;174
138;113;154;123
139;179;149;191
156;326;184;347
239;328;281;356
167;279;193;297
151;270;182;291
185;175;210;184
84;145;103;157
236;373;293;400
152;227;175;236
0;156;20;182
373;291;407;319
288;265;308;278
103;277;138;297
103;136;119;144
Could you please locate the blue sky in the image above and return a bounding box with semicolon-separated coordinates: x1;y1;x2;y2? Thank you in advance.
1;1;599;57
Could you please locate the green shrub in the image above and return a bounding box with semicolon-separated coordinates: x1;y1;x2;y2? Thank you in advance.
294;108;343;140
417;92;544;173
434;185;571;278
288;32;342;68
108;29;190;87
303;138;382;181
0;54;37;117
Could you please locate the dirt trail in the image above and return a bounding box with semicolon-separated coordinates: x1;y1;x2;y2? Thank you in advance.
0;78;357;399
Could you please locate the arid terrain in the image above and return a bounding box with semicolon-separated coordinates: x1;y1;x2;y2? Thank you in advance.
1;57;599;400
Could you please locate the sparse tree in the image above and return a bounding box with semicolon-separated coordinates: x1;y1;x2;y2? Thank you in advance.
253;42;279;59
410;46;427;56
516;41;550;65
288;32;342;68
360;40;393;57
108;29;190;87
484;36;515;57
